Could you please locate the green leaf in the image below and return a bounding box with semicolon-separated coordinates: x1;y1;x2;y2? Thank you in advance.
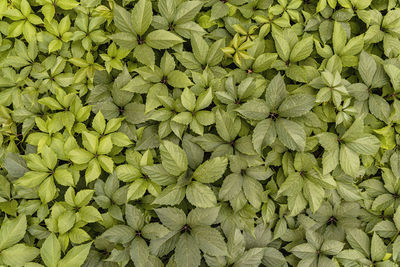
160;140;188;176
272;32;290;62
69;148;93;165
57;0;79;10
113;4;134;33
346;135;380;155
252;119;276;154
168;70;193;88
54;168;74;187
215;109;236;142
187;207;220;226
134;44;155;66
174;1;203;24
175;233;201;267
79;206;102;223
333;21;346;54
339;144;360;177
1;244;39;266
303;180;324;213
253;53;277;73
155;207;186;231
345;228;370;257
243;175;263;209
40;233;61;267
100;225;135;243
371;232;386;262
210;1;229;21
394;206;400;230
236;99;270;120
277;172;303;196
16;171;49;188
152;184;186;205
131;0;152;36
192;226;228;256
93;111;106;134
127;179;147;201
369;94;391;123
192;157;227;183
0;215;27;250
181;88;196;111
186;181;217;208
321;240;344;256
58;210;75;234
358;51;376;86
275;118;306;151
129;237;149;267
290;36;314;62
126;204;144;230
58;242;92;267
265;73;287;110
145;30;184;49
277;94;315;118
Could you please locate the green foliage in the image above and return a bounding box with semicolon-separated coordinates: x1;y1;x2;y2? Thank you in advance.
1;0;400;266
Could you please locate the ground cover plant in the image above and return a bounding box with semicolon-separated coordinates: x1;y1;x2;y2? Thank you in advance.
1;0;400;266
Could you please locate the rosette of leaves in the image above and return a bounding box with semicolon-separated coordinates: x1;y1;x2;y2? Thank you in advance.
37;87;91;133
193;108;261;159
151;206;228;267
174;33;225;73
144;140;228;208
1;0;43;43
316;0;372;13
219;155;272;212
99;42;130;73
236;37;278;74
215;75;266;111
68;111;132;184
291;230;344;267
111;0;184;67
151;0;205;38
30;55;75;93
205;227;266;267
277;152;337;216
88;67;147;139
42;188;102;248
169;87;214;135
360;167;400;216
306;200;361;242
268;0;302;23
122;52;193;109
347;51;390;123
359;9;400;57
336;228;393;266
222;32;254;66
38;15;73;53
14;145;75;203
26;97;91;151
116;149;162;202
93;174;127;222
98;204;168;267
0;39;37;73
69;9;108;52
317;116;380;177
271;28;314;71
68;52;105;85
238;73;315;153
